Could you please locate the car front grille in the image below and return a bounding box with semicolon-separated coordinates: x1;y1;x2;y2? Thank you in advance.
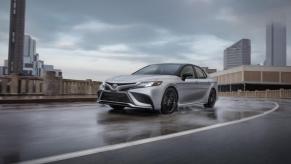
106;82;136;86
100;92;131;103
105;82;137;91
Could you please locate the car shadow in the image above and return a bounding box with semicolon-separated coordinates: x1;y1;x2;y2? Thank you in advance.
107;108;160;117
107;106;217;117
96;108;159;124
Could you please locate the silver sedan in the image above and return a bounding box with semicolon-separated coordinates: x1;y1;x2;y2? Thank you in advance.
97;63;217;114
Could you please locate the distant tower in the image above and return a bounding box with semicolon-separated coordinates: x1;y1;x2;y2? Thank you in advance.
264;22;287;66
8;0;26;75
223;39;251;70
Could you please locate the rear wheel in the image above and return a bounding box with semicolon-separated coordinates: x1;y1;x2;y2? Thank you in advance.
204;89;217;108
161;87;178;114
110;105;125;110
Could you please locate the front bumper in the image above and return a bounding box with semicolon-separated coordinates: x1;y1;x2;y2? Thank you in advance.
97;86;164;110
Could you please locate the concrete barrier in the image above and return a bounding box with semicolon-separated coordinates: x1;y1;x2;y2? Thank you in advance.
219;89;291;98
0;95;97;104
0;73;101;96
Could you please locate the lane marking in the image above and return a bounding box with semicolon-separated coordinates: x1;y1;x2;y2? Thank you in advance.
18;102;279;164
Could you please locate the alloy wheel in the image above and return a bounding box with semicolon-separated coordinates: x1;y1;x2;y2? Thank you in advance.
161;88;178;114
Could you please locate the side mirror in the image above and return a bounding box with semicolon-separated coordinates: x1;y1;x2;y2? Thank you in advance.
182;73;193;81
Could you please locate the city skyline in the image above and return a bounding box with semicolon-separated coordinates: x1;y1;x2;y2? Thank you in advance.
0;0;291;80
0;0;62;77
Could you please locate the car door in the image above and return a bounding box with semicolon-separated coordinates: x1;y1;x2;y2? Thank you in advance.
176;65;200;105
189;66;211;99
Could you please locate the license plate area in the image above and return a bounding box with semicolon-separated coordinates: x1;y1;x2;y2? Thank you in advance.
101;92;131;103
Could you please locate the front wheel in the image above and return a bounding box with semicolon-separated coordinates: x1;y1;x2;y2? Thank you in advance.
204;89;217;108
161;87;178;114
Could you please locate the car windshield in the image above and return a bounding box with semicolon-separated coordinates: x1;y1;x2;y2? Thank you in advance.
133;64;182;75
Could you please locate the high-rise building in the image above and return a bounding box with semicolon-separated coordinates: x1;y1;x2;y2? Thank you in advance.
37;60;44;76
0;60;9;76
23;35;39;76
0;66;7;76
264;22;287;66
223;39;251;70
43;65;62;77
8;0;26;75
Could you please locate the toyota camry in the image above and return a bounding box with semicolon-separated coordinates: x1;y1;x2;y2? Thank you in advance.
97;63;217;114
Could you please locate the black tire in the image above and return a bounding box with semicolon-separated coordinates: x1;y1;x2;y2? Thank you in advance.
161;87;178;114
110;105;125;110
204;89;217;108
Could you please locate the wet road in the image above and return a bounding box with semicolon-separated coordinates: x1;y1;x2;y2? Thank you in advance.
0;98;275;163
53;99;291;164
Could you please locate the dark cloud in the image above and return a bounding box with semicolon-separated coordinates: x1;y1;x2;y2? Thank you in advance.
0;0;291;79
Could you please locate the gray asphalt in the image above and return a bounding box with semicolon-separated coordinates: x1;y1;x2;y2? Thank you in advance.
0;98;276;164
53;99;291;164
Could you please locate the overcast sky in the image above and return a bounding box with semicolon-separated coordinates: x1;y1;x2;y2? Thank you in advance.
0;0;290;80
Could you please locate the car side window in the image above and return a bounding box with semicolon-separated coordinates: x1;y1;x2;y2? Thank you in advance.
194;67;207;79
180;66;195;80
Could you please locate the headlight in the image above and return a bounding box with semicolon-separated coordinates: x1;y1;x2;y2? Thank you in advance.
136;81;163;88
99;82;105;90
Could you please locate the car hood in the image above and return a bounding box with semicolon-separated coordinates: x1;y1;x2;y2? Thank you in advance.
105;75;179;84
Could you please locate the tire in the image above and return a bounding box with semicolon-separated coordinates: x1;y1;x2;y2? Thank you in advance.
161;87;178;114
204;89;217;108
110;105;125;110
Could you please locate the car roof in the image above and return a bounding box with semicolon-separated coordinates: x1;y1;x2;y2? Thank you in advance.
152;63;199;67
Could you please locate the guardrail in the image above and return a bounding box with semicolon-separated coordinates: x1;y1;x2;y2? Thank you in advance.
218;89;291;98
